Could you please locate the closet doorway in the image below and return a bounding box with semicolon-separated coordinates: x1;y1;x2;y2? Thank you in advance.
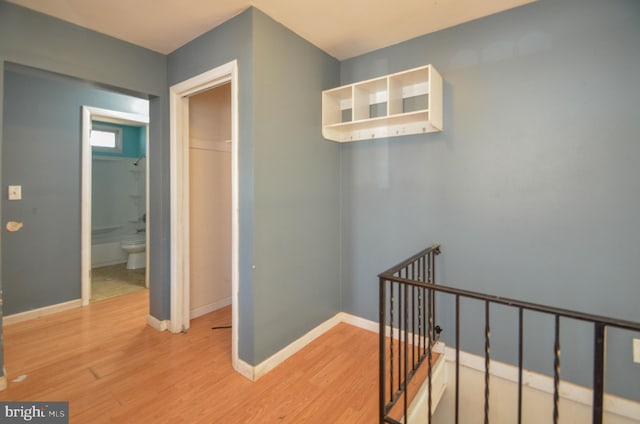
169;61;240;373
188;84;232;319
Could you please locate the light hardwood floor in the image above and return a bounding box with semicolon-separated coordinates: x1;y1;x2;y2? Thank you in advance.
0;291;380;423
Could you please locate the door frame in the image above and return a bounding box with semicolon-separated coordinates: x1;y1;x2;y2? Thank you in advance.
169;60;239;370
81;106;150;306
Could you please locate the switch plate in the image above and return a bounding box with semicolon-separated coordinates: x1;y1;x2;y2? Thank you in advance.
8;185;22;200
634;339;640;364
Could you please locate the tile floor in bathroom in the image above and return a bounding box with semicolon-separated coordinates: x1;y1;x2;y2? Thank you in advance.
91;263;146;302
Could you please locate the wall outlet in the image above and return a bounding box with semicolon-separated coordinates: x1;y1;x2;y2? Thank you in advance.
634;338;640;364
8;185;22;200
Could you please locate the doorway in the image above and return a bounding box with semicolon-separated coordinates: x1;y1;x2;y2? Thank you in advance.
169;60;240;372
188;84;232;318
81;106;150;306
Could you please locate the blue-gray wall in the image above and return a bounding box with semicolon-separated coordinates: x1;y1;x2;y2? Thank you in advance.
340;0;640;400
0;0;169;376
168;7;257;363
2;0;639;402
252;10;341;363
168;8;341;364
1;65;148;315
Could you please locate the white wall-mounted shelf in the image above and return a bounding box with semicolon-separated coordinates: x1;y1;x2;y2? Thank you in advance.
322;64;443;142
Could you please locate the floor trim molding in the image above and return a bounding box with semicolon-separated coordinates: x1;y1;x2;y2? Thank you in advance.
190;297;232;320
0;368;7;391
3;299;82;326
243;310;639;420
233;357;255;381
245;312;377;381
253;313;343;381
338;312;379;333
147;314;169;332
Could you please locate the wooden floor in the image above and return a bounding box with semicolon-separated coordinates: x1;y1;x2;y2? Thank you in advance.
0;291;379;423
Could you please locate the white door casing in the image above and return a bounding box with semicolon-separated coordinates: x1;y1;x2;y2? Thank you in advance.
169;60;240;373
81;106;149;306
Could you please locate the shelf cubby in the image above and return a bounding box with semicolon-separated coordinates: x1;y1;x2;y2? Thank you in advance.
322;85;352;126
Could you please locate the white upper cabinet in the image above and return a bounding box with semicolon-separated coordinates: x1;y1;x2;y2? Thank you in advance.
322;65;443;142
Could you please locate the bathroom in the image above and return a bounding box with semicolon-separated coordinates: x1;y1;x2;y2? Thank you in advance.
90;120;147;301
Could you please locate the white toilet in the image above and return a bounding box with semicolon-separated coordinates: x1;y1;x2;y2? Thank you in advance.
121;234;146;269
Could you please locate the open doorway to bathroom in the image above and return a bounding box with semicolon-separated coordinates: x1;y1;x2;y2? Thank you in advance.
81;106;150;305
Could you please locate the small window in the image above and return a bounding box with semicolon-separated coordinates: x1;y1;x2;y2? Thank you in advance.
91;125;122;153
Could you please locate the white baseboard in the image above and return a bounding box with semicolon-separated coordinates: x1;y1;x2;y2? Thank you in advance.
190;297;232;320
338;312;380;333
147;314;169;332
0;368;6;391
247;312;380;381
3;299;82;326
253;313;343;380
442;346;640;422
247;310;638;421
234;357;256;381
246;312;390;381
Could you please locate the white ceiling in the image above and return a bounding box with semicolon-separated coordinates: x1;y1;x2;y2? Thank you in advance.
7;0;535;60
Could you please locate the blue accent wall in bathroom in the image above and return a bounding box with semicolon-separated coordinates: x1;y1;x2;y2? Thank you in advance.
92;121;145;159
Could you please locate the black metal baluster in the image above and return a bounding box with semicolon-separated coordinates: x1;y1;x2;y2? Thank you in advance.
485;301;490;424
404;283;409;421
428;258;434;344
455;294;460;424
518;307;523;424
553;315;560;424
418;282;424;359
431;251;437;341
427;289;433;424
412;262;416;369
593;323;605;424
422;255;427;357
398;279;402;396
390;281;395;402
428;251;436;423
380;278;387;423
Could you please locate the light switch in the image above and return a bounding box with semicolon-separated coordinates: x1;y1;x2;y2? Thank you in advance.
634;338;640;364
8;185;22;200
